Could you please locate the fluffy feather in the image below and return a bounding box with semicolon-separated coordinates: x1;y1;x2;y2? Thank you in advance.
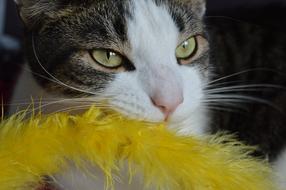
0;107;277;190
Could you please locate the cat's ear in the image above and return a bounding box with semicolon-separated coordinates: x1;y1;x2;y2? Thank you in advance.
14;0;61;28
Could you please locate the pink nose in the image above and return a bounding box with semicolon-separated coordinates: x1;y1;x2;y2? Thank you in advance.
151;95;184;121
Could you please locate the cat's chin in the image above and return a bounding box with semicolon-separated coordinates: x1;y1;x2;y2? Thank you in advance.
168;109;209;135
115;108;209;136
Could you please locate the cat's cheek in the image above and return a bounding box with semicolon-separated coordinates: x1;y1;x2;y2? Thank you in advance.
108;98;164;122
103;73;165;122
168;107;209;135
166;66;207;134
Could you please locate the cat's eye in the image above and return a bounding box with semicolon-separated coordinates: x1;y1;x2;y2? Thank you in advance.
176;36;197;60
90;49;123;68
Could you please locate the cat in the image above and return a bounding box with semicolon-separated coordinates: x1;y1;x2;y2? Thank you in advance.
12;0;209;135
11;0;286;189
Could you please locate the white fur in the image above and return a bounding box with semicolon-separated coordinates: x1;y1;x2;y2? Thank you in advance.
274;148;286;189
54;163;148;190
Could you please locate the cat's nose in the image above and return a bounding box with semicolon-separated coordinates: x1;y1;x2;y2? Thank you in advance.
151;94;183;121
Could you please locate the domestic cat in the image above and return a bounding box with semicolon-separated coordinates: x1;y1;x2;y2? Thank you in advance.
12;0;209;135
11;0;286;189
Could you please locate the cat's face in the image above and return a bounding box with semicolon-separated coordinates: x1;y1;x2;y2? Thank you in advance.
17;0;209;134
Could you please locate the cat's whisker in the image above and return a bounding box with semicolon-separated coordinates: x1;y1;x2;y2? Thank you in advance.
203;100;249;105
206;89;260;93
203;97;248;106
8;94;120;118
22;67;69;88
202;82;286;113
12;94;116;102
28;103;112;116
4;102;51;106
207;68;284;86
205;84;285;92
49;105;110;115
23;96;114;116
31;34;104;96
203;100;244;106
204;94;282;112
203;80;243;88
203;101;248;111
203;105;242;113
207;83;281;89
7;96;111;107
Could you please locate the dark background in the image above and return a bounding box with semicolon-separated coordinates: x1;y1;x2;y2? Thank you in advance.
2;0;286;47
3;0;286;42
0;0;286;109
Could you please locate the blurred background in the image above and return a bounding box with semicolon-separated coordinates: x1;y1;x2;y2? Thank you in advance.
0;0;286;110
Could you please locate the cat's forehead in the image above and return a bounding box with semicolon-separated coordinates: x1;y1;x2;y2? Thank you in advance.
19;0;205;70
94;0;205;32
17;0;205;33
126;0;180;64
74;0;205;49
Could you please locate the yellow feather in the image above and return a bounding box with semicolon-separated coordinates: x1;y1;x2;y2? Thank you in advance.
0;107;277;190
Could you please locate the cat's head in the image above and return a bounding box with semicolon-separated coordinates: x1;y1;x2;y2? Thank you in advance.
16;0;210;134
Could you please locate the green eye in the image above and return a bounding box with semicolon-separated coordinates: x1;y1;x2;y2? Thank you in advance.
176;36;197;59
91;50;123;68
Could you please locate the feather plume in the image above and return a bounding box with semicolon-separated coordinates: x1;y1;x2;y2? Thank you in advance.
0;107;276;189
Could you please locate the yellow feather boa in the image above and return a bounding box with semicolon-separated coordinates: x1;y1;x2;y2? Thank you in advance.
0;107;276;189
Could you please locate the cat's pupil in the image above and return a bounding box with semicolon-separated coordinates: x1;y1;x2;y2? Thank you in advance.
182;41;188;49
107;52;111;59
106;52;116;60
